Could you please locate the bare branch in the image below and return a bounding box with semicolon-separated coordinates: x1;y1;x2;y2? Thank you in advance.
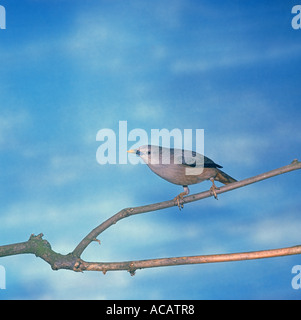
1;234;301;275
1;159;301;274
76;245;301;274
0;234;77;270
72;159;301;257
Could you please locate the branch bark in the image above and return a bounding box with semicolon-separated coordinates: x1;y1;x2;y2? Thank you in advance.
76;245;301;275
1;159;301;274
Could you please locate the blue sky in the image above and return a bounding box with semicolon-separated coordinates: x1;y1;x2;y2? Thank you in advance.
0;0;301;299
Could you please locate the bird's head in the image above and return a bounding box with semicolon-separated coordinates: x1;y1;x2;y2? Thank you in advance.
127;145;160;164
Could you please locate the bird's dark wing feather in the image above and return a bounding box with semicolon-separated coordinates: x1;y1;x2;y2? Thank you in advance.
180;150;223;168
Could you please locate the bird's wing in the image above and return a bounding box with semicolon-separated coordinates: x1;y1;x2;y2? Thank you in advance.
174;150;223;168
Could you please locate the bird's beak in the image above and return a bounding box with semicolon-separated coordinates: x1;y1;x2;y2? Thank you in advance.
127;149;137;154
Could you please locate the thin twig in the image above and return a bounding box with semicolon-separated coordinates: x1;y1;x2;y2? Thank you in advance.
76;245;301;274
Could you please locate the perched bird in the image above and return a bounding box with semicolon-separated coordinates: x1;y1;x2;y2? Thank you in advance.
127;145;237;209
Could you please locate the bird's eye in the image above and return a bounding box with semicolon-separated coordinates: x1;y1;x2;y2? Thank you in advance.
147;151;151;155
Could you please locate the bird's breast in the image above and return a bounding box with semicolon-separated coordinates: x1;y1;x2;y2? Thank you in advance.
147;164;218;186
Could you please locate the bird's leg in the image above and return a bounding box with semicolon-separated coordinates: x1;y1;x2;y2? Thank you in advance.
209;177;219;200
174;186;190;210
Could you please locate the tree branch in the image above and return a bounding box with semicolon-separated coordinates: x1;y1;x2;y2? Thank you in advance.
72;159;301;257
1;159;301;274
76;245;301;275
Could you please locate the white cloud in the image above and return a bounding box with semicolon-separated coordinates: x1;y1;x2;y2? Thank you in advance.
252;217;301;247
224;211;301;248
209;133;270;167
171;44;301;74
0;111;31;150
133;102;166;121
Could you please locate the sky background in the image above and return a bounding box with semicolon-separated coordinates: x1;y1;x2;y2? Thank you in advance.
1;0;301;300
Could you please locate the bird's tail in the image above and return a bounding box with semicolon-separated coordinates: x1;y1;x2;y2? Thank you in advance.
215;169;237;185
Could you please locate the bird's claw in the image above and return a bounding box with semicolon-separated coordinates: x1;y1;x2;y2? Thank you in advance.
174;186;189;210
210;179;219;200
174;194;185;210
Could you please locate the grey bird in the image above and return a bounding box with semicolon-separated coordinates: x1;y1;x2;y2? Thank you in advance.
127;145;237;209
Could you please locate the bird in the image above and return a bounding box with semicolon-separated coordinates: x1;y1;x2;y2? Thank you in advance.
127;145;237;209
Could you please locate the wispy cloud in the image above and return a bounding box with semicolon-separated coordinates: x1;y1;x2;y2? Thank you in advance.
225;211;301;248
211;133;270;167
171;44;301;74
0;110;31;150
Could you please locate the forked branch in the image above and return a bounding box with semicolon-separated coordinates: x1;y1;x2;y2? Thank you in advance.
0;159;301;275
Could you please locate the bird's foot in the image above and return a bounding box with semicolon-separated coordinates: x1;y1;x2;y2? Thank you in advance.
174;193;185;210
174;186;190;210
210;178;219;200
